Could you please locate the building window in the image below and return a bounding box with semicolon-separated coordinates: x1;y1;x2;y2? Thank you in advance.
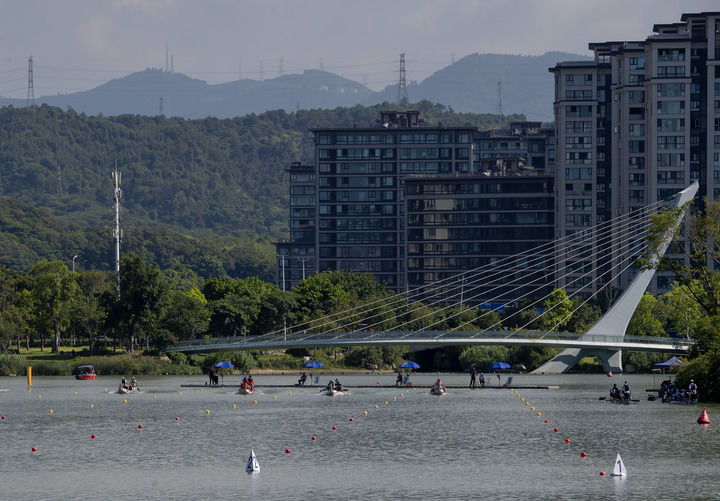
657;66;685;78
629;57;645;70
630;156;645;169
628;90;645;104
658;48;685;61
657;118;685;132
657;83;685;97
657;100;685;114
629;124;645;136
629;140;645;153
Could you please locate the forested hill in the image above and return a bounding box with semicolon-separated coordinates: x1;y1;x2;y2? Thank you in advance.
0;102;523;276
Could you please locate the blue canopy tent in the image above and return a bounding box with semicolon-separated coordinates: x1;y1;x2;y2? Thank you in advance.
303;361;323;368
653;356;682;371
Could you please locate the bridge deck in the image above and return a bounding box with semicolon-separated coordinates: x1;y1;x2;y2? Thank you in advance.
168;330;692;354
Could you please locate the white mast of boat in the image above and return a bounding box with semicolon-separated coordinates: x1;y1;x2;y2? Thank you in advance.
246;449;260;473
112;163;122;300
610;453;627;477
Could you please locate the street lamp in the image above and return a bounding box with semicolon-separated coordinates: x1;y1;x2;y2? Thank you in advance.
72;255;78;272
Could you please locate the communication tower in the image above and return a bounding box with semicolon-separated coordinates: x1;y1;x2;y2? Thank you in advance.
496;81;503;125
26;56;35;107
159;97;164;115
112;165;122;299
397;53;408;103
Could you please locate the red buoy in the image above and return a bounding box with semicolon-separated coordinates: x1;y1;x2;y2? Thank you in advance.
600;471;606;476
580;452;587;458
138;424;143;429
544;420;548;423
175;417;180;421
607;371;613;377
285;448;291;454
32;447;37;452
311;436;317;441
91;434;96;439
1;416;5;420
332;425;337;430
565;438;570;444
698;408;710;425
349;418;354;422
553;428;559;433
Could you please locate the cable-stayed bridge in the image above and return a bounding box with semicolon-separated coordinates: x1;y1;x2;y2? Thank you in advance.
168;183;698;373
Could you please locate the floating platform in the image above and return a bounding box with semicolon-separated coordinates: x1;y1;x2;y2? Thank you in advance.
179;383;557;390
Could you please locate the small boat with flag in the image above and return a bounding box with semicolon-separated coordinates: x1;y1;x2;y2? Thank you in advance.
74;365;97;380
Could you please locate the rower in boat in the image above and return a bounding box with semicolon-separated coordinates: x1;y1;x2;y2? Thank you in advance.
609;383;621;400
621;381;631;401
688;380;698;402
326;379;335;392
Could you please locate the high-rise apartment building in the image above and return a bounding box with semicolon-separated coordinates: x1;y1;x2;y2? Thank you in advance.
552;11;720;294
277;111;555;294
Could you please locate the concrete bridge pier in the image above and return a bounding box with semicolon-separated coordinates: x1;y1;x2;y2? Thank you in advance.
533;348;622;374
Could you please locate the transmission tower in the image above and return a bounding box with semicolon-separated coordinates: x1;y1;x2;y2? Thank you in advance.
397;53;408;104
112;165;122;300
159;97;164;115
496;81;503;125
26;56;35;107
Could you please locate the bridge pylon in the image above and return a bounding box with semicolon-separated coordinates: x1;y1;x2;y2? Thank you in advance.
532;182;698;374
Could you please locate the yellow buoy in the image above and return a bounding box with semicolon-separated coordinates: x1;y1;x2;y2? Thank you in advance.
205;409;210;414
123;399;127;404
74;391;78;396
363;411;368;416
393;396;397;401
521;398;525;401
273;395;277;400
178;392;182;396
37;395;42;399
200;389;203;392
153;395;157;399
384;401;389;405
48;409;53;414
375;405;379;409
537;412;542;416
232;404;237;409
90;404;94;408
531;407;535;410
104;388;107;391
400;393;404;397
525;402;529;406
289;392;292;396
253;400;258;404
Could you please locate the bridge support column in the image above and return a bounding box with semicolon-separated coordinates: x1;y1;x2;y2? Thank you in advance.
532;348;622;374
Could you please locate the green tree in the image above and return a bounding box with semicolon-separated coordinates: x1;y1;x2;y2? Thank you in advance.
661;281;703;340
626;293;665;337
536;289;573;332
112;253;166;353
70;270;113;353
28;260;78;352
160;287;210;343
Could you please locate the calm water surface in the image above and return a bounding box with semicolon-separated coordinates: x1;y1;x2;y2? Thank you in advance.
1;373;718;500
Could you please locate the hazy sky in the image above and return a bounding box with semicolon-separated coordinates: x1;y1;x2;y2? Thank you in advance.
1;0;717;98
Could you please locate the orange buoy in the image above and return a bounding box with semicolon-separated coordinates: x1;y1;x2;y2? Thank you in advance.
607;371;613;377
698;408;710;425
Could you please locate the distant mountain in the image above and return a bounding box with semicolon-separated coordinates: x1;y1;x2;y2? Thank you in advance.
373;52;592;122
0;52;589;121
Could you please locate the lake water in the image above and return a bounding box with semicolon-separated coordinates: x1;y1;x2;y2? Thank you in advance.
1;373;718;500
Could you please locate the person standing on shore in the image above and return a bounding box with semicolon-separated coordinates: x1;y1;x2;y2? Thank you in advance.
470;368;477;387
